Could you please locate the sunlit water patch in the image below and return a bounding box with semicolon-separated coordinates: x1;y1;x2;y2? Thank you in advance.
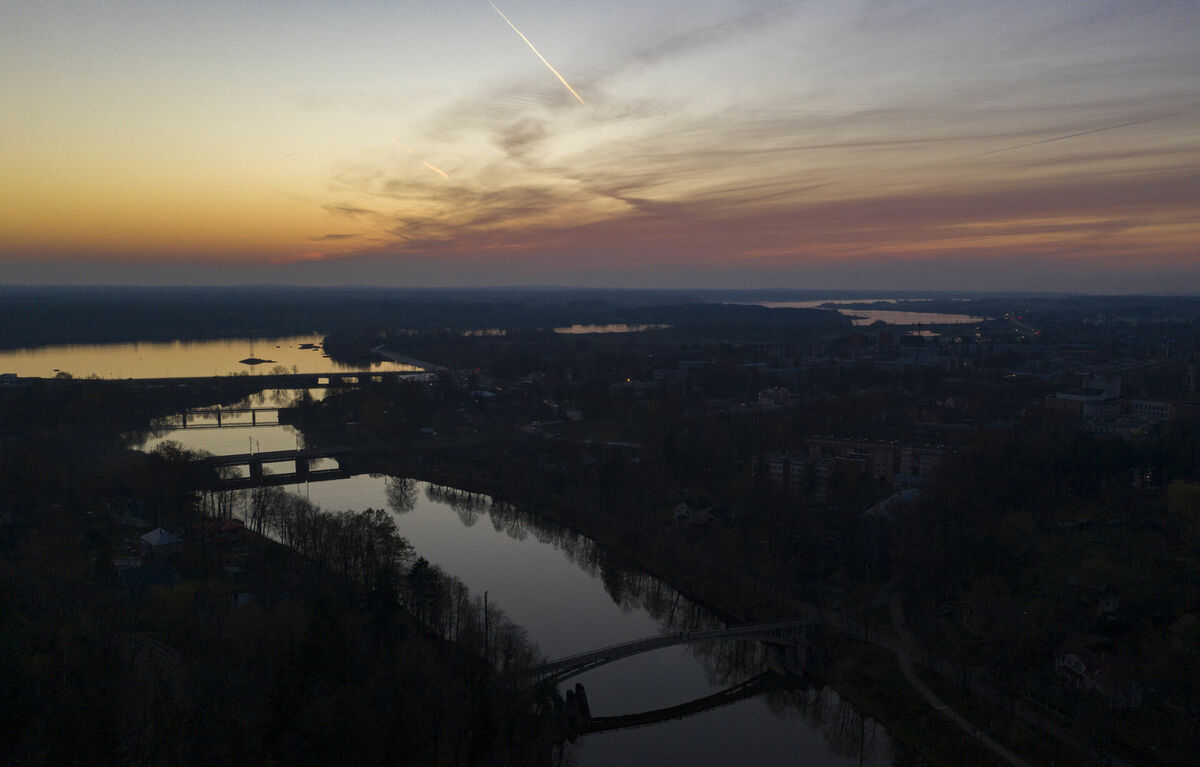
554;323;671;334
141;420;893;766
753;300;982;326
0;336;422;378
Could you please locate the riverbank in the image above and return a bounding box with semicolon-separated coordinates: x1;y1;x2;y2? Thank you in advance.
825;638;1007;767
384;462;986;765
390;458;1108;767
369;344;445;371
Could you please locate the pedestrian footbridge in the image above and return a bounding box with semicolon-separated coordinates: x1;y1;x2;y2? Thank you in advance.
526;618;820;687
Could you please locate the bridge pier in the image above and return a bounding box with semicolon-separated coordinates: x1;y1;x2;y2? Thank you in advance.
249;459;263;479
295;457;309;477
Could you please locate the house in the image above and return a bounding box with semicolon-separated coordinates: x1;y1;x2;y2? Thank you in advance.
1055;639;1143;709
140;527;184;558
757;386;791;408
672;502;714;527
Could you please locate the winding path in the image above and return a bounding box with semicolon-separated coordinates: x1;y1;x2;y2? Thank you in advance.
876;592;1130;767
883;594;1033;767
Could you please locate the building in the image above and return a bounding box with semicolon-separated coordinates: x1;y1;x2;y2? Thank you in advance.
1055;639;1143;710
806;437;945;483
140;527;184;558
1048;376;1122;418
1049;375;1176;437
1081;414;1155;440
1127;398;1172;422
812;454;869;505
764;451;807;491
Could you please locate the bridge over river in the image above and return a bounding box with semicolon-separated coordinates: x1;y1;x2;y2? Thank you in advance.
527;618;820;687
175;407;282;429
192;446;372;490
14;369;433;391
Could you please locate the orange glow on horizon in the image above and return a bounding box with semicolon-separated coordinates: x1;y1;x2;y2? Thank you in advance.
1;2;1196;289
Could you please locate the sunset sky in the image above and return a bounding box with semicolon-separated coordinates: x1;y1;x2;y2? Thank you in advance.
1;1;1197;291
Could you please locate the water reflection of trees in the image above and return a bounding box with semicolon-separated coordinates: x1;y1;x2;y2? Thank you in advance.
385;476;417;514
243;385;307;409
209;483;544;677
404;481;893;764
422;484;496;531
760;686;890;765
425;488;732;659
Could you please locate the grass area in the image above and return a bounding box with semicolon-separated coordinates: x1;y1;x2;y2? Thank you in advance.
867;602;898;639
914;667;1092;767
824;637;1009;767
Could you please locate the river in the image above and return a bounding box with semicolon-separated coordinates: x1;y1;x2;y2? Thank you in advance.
0;335;422;379
137;401;895;766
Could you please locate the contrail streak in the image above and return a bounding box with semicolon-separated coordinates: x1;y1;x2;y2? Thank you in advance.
391;137;447;178
957;111;1186;161
489;1;584;104
422;161;449;178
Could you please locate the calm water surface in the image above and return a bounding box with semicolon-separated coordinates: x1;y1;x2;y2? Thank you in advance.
554;324;671;334
0;336;422;378
755;300;982;326
136;408;894;767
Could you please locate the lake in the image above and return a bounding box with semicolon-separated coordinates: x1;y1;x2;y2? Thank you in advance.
754;300;983;326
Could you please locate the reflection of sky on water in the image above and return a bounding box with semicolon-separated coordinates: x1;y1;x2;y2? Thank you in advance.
845;310;983;326
0;336;421;378
139;425;301;455
304;476;879;766
553;324;671;334
144;419;890;766
753;300;981;326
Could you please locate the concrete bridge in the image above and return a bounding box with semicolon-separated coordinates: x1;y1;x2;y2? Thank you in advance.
528;618;820;686
193;446;367;489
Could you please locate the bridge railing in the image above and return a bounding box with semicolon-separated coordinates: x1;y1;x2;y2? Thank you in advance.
527;618;819;678
530;635;678;676
196;446;359;467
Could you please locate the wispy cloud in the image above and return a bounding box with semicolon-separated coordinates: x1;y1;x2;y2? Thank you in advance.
322;204;375;218
304;0;1199;286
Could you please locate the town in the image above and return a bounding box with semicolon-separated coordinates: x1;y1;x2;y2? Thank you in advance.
2;289;1199;766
